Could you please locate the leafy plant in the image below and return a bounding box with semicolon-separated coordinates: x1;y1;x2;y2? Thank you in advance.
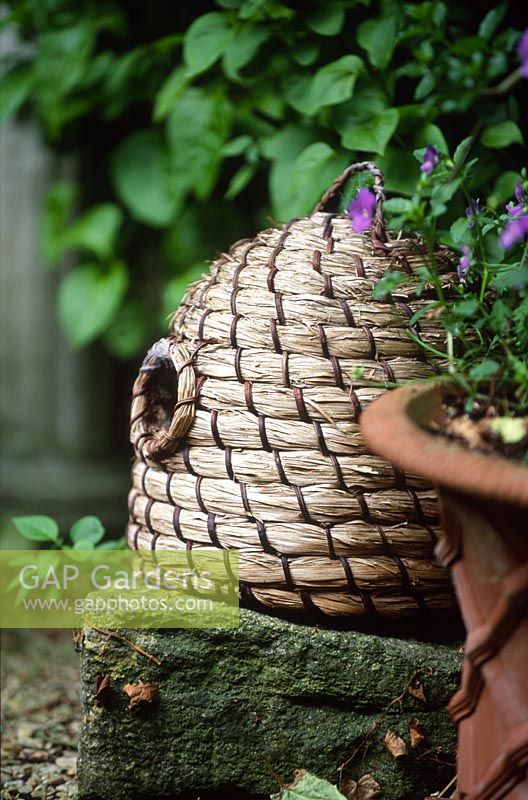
1;1;526;356
357;139;528;420
12;515;125;550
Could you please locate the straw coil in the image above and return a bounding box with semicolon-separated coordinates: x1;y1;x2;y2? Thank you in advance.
128;162;457;619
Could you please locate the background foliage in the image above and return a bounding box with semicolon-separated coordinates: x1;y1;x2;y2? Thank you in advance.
1;0;526;359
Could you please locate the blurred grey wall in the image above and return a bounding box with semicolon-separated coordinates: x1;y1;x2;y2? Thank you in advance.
0;29;128;541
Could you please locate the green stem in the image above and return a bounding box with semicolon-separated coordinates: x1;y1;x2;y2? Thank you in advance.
480;69;522;96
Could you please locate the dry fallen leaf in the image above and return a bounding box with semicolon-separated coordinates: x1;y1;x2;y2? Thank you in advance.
409;716;426;748
94;673;112;709
384;729;408;759
123;679;159;708
408;681;427;704
342;773;381;800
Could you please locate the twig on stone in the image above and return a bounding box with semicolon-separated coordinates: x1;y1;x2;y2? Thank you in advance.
337;667;432;786
89;626;162;667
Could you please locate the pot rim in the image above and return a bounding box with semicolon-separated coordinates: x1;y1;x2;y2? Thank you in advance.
360;382;528;507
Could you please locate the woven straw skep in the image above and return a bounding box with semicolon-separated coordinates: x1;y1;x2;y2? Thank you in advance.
128;161;457;619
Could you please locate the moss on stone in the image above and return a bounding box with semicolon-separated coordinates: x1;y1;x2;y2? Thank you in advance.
78;609;461;800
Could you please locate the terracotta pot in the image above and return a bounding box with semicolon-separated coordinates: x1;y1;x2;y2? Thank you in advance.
360;383;528;800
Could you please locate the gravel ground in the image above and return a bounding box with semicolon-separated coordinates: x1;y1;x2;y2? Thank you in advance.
1;630;80;800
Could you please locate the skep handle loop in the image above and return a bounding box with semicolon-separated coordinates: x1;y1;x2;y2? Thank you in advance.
314;161;387;243
130;337;197;460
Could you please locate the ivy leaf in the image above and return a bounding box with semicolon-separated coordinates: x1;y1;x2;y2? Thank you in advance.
63;204;122;261
306;4;346;36
303;55;364;115
183;13;232;77
153;67;188;122
342;108;399;155
104;300;149;359
70;516;105;546
357;16;398;69
225;163;257;199
112;131;180;226
222;25;269;79
0;65;33;123
42;182;77;266
270;770;346;800
58;261;128;348
13;516;60;543
289;142;349;216
167;88;232;200
481;121;523;149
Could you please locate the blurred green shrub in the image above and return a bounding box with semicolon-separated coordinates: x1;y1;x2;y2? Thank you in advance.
0;0;525;356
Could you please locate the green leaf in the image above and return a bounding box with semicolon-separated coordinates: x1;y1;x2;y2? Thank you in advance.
222;25;268;79
70;516;105;546
239;0;268;18
293;42;319;66
372;271;407;298
453;299;479;317
162;264;207;318
225;163;257;199
183;12;232;76
12;516;60;543
58;261;128;348
414;72;435;100
469;359;500;380
450;217;470;244
97;537;127;550
103;300;149;359
307;4;346;36
414;123;449;155
306;55;364;114
383;198;413;214
357;16;398;69
63;204;122;260
341;108;399;155
481;121;523;149
478;5;507;40
153;67;188;122
0;64;33;123
493;267;528;290
487;171;521;209
221;135;253;157
271;771;345;800
167;89;232;200
453;137;473;166
42;182;77;266
112;131;179;226
289;142;349;216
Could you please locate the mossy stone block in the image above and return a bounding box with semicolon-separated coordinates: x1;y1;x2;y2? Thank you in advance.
78;609;461;800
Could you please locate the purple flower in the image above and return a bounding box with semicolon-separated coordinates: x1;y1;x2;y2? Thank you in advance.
518;29;528;78
500;213;528;249
458;245;471;283
465;198;480;228
420;145;439;176
507;201;524;218
347;188;376;233
514;180;525;204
